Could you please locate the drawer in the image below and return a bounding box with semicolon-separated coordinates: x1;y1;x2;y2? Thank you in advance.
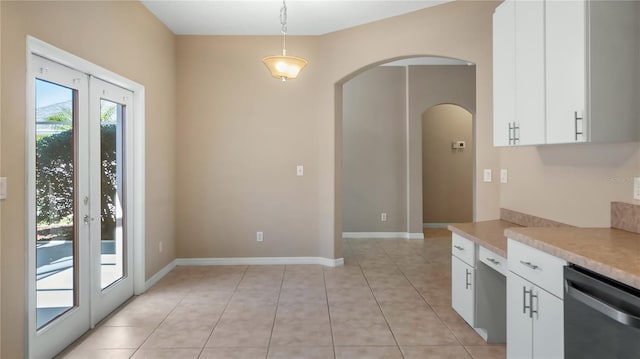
452;233;476;266
508;238;567;298
479;246;507;276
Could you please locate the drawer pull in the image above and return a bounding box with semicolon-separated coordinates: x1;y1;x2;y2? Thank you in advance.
453;245;465;251
519;260;539;270
486;257;501;265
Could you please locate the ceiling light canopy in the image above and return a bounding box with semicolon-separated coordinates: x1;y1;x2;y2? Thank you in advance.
262;0;308;82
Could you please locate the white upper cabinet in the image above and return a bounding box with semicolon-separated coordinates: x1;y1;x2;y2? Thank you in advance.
493;0;515;147
493;0;640;147
514;0;546;146
545;0;586;144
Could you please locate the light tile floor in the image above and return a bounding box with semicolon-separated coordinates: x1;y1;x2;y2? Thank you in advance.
59;229;506;359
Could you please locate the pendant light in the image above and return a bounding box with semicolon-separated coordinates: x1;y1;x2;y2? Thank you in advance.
262;0;308;82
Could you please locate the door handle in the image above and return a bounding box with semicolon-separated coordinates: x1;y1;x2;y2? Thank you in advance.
83;215;94;224
567;283;640;328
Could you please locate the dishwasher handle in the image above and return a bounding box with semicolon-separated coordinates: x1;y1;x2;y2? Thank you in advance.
567;283;640;329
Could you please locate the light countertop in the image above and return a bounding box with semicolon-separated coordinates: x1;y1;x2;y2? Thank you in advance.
505;227;640;290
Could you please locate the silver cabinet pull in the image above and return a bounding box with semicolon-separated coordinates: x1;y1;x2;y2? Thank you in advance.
486;257;501;265
574;110;584;141
519;260;539;270
523;286;532;314
508;122;514;145
530;290;538;319
465;268;472;289
453;245;465;251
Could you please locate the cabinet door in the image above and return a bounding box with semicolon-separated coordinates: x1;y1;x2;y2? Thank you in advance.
514;0;545;146
451;256;475;326
492;0;515;147
545;0;586;144
532;288;564;359
507;273;533;359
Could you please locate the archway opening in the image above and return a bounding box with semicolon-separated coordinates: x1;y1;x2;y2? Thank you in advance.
337;56;476;252
422;104;473;226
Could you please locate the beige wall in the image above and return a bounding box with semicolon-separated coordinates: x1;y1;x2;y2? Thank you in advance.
0;1;176;357
342;67;407;232
175;35;327;258
423;104;473;223
500;143;640;227
176;1;501;260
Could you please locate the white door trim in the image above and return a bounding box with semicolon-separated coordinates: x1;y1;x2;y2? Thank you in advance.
26;37;146;358
26;36;146;296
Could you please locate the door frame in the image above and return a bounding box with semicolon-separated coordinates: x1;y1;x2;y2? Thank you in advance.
25;36;146;357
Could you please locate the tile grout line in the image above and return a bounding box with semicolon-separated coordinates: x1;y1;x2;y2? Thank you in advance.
264;265;286;358
323;263;338;359
196;265;250;358
129;270;199;357
357;242;406;359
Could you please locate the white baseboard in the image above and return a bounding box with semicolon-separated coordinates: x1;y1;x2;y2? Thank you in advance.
343;232;424;240
175;256;345;267
144;259;176;291
423;223;451;228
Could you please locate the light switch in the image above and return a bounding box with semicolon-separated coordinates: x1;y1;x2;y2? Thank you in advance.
0;177;6;200
483;169;492;183
296;165;304;176
500;169;508;184
634;177;640;200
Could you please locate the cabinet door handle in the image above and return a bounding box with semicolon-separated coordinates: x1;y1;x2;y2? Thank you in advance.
574;110;584;141
465;268;472;289
519;260;539;270
513;122;520;144
523;286;532;315
453;245;465;251
508;122;514;145
486;257;500;265
530;290;538;319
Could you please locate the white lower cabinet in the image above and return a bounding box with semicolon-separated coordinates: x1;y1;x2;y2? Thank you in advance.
507;273;535;359
452;255;475;326
507;239;565;359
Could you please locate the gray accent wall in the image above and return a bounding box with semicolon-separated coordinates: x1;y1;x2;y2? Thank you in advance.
342;67;407;232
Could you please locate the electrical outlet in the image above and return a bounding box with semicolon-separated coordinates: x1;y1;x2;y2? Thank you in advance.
159;241;163;253
256;231;264;242
634;177;640;200
381;212;388;222
500;169;508;184
483;169;492;182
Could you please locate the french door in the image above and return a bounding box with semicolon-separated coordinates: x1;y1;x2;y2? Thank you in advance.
28;55;134;358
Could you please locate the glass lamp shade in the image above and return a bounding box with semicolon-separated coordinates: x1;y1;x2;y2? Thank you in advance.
262;55;308;81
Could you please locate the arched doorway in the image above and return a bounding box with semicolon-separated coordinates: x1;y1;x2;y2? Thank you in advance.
422;104;473;225
338;57;476;241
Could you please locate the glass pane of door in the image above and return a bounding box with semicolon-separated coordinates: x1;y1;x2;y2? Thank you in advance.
35;79;77;329
100;99;126;289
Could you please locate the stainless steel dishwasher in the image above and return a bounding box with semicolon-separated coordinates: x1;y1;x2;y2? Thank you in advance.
564;265;640;358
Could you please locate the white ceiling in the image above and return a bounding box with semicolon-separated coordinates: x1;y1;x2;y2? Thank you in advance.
141;0;453;36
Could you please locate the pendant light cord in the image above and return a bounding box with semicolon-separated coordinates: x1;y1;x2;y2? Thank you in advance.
280;0;288;56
